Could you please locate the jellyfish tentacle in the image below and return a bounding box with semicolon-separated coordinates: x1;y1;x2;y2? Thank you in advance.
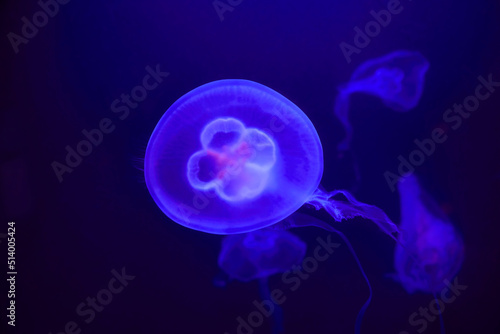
218;229;305;334
258;277;284;334
332;85;361;192
433;291;446;334
283;213;372;334
307;188;400;242
334;88;352;152
326;225;372;334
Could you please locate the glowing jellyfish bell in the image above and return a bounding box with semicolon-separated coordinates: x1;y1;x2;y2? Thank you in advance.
145;79;399;240
335;50;430;151
216;229;306;334
145;79;321;234
394;174;464;294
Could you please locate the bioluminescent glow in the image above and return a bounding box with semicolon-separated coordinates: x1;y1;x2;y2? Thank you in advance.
217;229;306;334
335;50;430;151
280;212;373;334
145;79;322;234
145;79;400;240
394;174;464;294
145;79;405;334
187;117;277;202
218;229;306;282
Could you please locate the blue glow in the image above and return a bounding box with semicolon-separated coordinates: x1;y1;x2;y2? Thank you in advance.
282;212;372;334
145;79;400;241
217;229;304;334
187;117;276;202
145;79;323;234
218;229;306;282
335;50;430;151
394;174;464;294
307;189;399;241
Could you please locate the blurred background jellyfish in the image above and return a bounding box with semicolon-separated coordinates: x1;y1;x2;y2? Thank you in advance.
145;79;400;241
391;174;464;334
334;50;430;152
216;229;307;334
393;174;464;294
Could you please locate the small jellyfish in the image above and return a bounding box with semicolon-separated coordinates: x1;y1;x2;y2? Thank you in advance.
145;79;400;241
334;50;430;151
393;174;464;294
217;229;307;334
218;229;307;282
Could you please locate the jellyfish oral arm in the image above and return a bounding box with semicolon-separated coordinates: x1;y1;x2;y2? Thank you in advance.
282;212;373;334
283;190;402;333
258;277;284;334
307;189;400;242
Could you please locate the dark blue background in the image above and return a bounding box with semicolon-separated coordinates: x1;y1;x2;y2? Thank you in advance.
2;0;500;333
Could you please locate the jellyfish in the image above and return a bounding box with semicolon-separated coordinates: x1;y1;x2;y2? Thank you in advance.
217;229;307;334
390;175;464;334
145;79;400;333
218;229;307;282
393;174;464;294
334;50;430;152
145;79;399;240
